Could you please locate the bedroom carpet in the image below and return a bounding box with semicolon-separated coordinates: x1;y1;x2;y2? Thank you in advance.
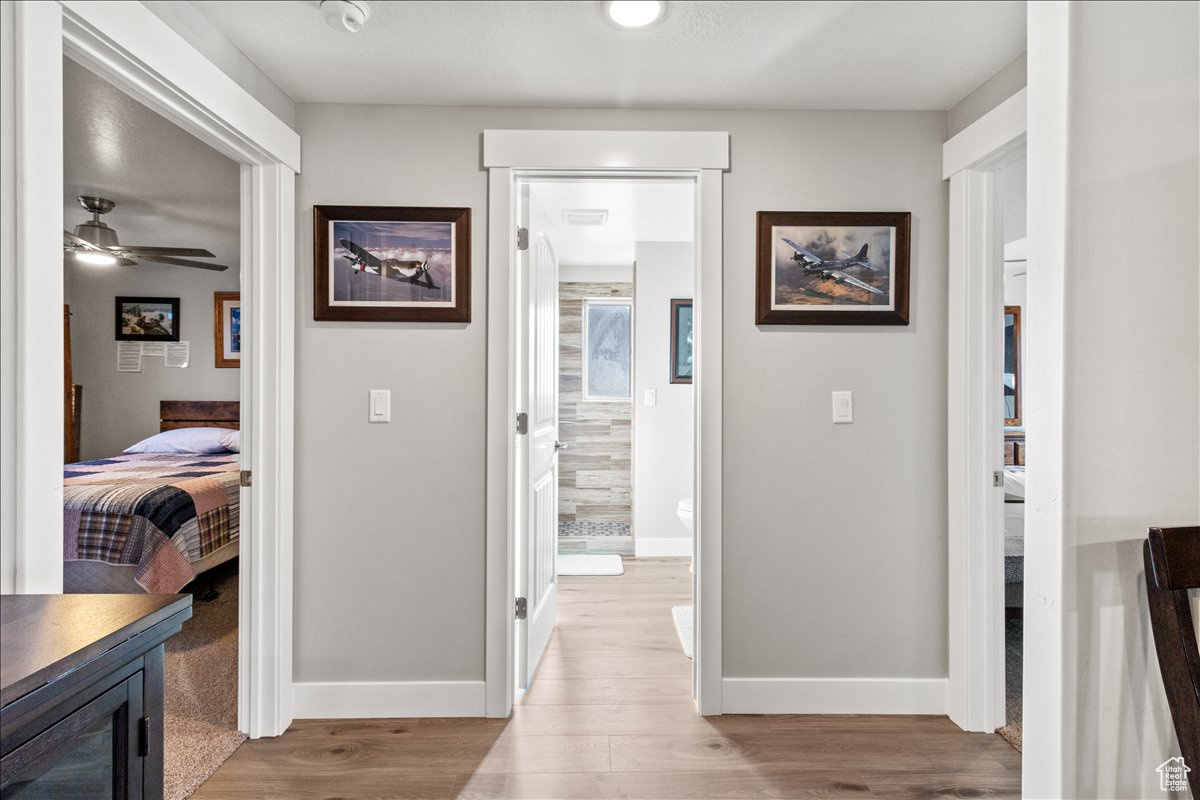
996;616;1023;751
164;560;246;800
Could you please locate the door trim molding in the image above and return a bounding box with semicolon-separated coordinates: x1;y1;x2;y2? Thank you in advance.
5;0;299;738
483;132;728;717
942;91;1026;736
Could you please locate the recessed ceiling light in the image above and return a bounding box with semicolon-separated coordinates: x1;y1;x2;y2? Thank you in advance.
75;251;118;266
605;0;664;29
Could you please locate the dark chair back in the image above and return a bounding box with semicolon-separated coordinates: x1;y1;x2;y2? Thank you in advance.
1144;525;1200;797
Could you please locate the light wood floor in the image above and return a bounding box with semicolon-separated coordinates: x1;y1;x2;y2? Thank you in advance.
193;558;1020;799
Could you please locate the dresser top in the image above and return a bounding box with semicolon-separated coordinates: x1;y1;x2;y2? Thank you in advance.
1;594;192;707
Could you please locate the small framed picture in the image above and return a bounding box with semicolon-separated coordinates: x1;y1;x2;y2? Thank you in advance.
670;298;693;384
115;296;180;341
313;205;471;323
755;211;911;325
214;291;241;368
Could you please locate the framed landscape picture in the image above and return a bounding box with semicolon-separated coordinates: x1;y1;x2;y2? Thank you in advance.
670;298;693;384
214;291;241;368
115;296;180;341
755;211;911;325
313;205;471;322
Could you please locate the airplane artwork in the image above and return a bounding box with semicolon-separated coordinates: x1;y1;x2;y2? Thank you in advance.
340;238;439;290
781;238;883;295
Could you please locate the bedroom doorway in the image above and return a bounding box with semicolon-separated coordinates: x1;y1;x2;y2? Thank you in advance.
483;129;728;718
6;1;298;741
61;56;248;796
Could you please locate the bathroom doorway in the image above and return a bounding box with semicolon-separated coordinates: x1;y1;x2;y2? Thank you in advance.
514;173;698;696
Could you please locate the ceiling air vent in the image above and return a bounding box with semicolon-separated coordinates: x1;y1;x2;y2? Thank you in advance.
563;209;609;226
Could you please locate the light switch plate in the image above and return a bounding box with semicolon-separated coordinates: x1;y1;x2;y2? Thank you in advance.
645;389;657;407
369;389;391;423
832;390;853;424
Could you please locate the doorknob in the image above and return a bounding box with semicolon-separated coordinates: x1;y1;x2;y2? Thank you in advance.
555;440;568;452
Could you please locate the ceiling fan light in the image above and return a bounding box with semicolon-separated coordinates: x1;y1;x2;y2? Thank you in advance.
605;0;664;28
75;251;118;266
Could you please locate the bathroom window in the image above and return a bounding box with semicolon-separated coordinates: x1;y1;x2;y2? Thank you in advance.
582;299;632;402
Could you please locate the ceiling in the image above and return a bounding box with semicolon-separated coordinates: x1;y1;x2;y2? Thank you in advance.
528;179;694;266
190;0;1026;111
63;58;241;272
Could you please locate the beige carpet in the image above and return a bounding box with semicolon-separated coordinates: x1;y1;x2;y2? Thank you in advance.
996;616;1022;751
164;561;246;800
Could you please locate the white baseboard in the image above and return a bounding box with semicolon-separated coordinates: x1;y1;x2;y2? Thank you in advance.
294;681;486;719
634;537;692;557
722;677;948;715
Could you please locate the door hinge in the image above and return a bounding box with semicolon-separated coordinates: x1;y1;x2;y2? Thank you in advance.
515;412;528;435
993;470;1003;488
515;597;528;620
240;470;253;488
516;227;529;251
138;717;150;757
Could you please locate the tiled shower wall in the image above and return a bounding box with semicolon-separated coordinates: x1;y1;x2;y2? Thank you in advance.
558;281;633;526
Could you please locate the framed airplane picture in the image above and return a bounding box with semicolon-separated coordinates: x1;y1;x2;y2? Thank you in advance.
755;211;911;325
313;205;471;322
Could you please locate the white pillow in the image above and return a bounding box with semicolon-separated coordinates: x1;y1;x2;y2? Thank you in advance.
123;427;235;455
219;429;240;453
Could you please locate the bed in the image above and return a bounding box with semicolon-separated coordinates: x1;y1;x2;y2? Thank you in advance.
63;400;241;594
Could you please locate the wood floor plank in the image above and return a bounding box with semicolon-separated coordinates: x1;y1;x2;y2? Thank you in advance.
194;558;1021;798
451;769;875;799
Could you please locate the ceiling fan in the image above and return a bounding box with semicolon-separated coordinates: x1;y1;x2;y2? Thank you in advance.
63;196;230;271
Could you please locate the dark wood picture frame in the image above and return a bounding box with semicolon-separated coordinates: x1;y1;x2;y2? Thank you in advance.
313;205;471;323
213;291;240;369
114;296;180;342
1004;305;1021;427
670;298;693;384
755;211;911;325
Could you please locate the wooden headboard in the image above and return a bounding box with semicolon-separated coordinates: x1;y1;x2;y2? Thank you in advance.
160;400;240;431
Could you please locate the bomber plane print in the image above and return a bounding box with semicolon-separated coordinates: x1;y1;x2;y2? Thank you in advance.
341;238;439;290
781;238;883;296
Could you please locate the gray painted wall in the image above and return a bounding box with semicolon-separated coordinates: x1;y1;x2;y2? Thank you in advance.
65;263;241;461
947;52;1027;138
293;104;948;684
633;242;694;542
1056;3;1198;796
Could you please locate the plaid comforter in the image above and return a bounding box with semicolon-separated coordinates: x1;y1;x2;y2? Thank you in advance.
63;452;241;593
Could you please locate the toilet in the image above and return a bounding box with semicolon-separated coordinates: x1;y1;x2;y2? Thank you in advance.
677;498;694;572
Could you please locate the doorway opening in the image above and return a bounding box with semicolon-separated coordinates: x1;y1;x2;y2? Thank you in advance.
513;174;698;699
60;55;248;794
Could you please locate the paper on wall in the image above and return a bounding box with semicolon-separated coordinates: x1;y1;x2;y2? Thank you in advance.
117;342;142;372
141;342;167;357
165;341;190;368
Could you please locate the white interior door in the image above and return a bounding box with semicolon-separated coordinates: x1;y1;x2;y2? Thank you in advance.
518;214;560;690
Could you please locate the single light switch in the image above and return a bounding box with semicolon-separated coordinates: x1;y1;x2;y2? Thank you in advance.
645;389;657;407
369;389;391;423
832;390;853;424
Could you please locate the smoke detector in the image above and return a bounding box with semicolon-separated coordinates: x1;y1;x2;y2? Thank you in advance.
321;0;371;33
563;209;609;226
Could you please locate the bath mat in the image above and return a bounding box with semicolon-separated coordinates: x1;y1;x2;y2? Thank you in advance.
558;554;624;576
672;605;694;659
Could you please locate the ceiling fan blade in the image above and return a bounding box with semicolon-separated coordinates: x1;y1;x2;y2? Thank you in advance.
138;255;230;272
113;245;216;258
63;231;103;251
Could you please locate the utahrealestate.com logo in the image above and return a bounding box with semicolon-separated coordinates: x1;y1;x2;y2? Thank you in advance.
1157;757;1191;792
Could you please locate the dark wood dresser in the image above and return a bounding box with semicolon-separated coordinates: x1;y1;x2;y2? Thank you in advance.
1;594;192;799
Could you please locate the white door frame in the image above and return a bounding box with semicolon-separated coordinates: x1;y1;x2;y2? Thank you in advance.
3;0;299;739
942;88;1026;735
483;131;728;717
